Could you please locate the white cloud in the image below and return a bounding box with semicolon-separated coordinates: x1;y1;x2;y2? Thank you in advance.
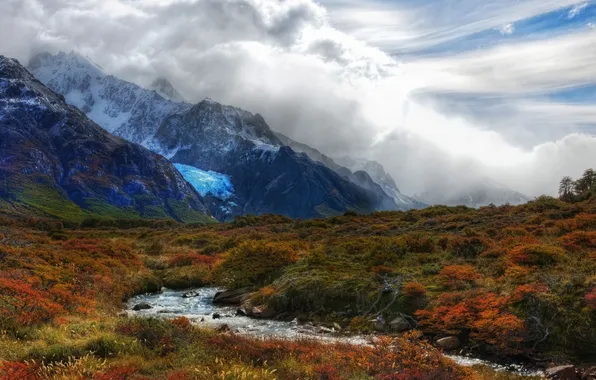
568;2;589;18
496;23;515;35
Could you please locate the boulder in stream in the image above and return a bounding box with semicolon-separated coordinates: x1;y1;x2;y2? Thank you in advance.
436;336;461;350
213;288;251;304
182;291;199;298
132;302;152;311
212;313;222;319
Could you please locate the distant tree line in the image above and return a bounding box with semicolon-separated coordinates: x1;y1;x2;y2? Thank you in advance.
559;168;596;202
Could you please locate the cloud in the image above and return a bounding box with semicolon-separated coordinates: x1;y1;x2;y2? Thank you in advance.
496;23;515;35
568;2;589;18
1;0;595;200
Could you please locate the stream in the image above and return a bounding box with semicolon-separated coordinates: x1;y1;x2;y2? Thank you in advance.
127;287;544;378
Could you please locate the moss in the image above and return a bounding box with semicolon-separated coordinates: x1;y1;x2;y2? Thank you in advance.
167;198;215;224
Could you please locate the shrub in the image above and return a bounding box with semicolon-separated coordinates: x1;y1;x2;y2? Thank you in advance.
508;244;565;267
214;241;296;289
559;231;596;252
439;265;480;289
402;282;427;298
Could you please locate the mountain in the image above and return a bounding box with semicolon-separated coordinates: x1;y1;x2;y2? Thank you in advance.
275;132;423;210
0;55;212;223
29;52;392;221
149;77;185;103
416;177;530;207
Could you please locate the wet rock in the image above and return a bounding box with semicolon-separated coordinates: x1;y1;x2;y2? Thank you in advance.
371;316;386;332
317;327;334;334
236;308;247;316
212;313;221;319
132;302;152;311
200;317;205;322
216;324;231;333
213;288;251;305
389;316;411;332
182;291;199;298
436;336;461;350
546;365;578;380
333;323;342;331
249;305;276;319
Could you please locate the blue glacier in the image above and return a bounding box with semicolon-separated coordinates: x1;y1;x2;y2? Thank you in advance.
174;163;234;199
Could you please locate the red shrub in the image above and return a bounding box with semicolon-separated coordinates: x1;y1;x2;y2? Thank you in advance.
0;362;40;380
586;289;596;310
93;365;138;380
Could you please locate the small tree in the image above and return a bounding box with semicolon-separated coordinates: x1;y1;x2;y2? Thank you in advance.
558;176;575;201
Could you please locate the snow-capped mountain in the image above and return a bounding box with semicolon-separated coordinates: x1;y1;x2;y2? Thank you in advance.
150;77;185;103
29;52;395;221
28;52;190;144
0;55;212;223
335;156;426;209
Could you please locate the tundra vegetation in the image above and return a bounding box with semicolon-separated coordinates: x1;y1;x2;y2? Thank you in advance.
1;181;595;378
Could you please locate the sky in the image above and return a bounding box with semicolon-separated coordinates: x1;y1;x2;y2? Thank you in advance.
1;0;596;198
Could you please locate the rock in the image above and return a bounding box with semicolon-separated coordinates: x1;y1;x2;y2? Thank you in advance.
182;291;199;298
389;316;411;332
250;305;276;319
236;308;247;316
436;336;461;350
132;302;152;311
212;313;221;319
213;288;252;305
200;318;205;322
371;316;386;332
215;324;231;333
317;327;334;334
546;365;578;380
333;323;342;331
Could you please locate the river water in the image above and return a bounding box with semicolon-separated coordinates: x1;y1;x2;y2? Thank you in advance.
127;287;544;378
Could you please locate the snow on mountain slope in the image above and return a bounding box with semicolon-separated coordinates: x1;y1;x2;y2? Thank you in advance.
28;52;190;143
150;77;185;103
174;163;234;199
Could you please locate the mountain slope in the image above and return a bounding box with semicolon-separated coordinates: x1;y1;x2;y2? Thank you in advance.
149;77;185;102
276;133;424;210
29;52;390;220
0;55;212;223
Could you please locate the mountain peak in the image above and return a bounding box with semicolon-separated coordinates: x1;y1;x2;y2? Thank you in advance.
150;76;185;102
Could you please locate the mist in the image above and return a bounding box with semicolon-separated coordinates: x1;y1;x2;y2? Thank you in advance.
2;0;596;198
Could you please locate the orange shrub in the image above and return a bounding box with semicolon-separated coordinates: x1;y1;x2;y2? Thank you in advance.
508;244;565;267
511;283;549;302
439;265;481;289
403;282;427;298
416;290;524;351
